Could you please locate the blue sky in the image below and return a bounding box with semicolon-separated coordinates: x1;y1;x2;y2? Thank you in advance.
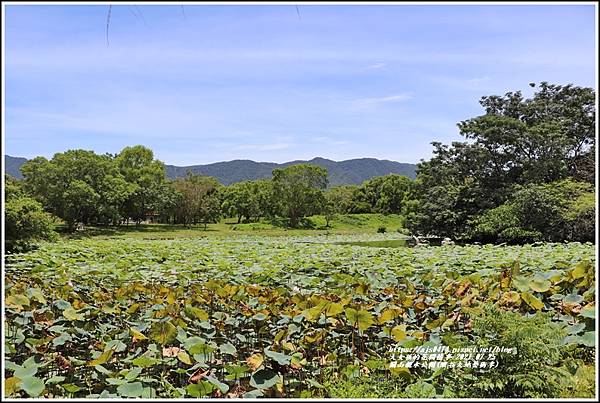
4;3;596;165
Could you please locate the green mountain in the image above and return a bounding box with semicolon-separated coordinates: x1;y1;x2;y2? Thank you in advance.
5;155;416;186
166;157;416;185
5;155;28;179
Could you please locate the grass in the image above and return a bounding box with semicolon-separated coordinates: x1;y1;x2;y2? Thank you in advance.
60;213;405;239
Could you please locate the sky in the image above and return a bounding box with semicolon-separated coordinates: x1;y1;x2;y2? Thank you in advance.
3;3;597;166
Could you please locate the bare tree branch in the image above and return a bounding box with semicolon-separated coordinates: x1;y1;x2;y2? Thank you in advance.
130;5;145;23
106;5;112;46
128;7;140;22
134;5;147;26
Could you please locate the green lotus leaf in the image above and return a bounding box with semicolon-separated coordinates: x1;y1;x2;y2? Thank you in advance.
345;308;374;332
149;321;177;345
20;375;45;397
117;382;144;397
264;348;291;365
186;381;214;397
249;369;280;390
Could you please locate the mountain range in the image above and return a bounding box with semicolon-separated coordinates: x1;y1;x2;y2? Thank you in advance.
5;155;417;186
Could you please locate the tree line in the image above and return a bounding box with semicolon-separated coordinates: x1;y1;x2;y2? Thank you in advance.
5;145;414;250
4;82;596;251
406;82;595;244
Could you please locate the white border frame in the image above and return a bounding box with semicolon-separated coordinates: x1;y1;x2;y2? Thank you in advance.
1;1;598;401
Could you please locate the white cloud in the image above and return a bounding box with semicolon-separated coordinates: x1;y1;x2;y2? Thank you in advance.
314;136;349;146
425;75;497;92
235;142;294;151
7;41;591;78
467;76;491;85
366;63;387;69
353;92;414;106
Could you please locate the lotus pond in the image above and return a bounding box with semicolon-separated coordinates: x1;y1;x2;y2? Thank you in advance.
3;234;596;398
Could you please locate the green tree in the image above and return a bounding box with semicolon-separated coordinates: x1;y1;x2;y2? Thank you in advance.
326;185;360;214
322;191;340;229
409;83;595;239
271;164;328;228
221;180;267;223
254;179;275;220
5;174;24;199
469;179;595;243
563;191;595;243
153;183;182;224
356;174;413;214
406;142;494;238
457;82;594;184
116;145;167;224
4;175;56;252
171;173;221;228
21;150;134;229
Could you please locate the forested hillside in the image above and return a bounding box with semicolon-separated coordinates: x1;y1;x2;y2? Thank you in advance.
5;156;417;186
4;156;27;179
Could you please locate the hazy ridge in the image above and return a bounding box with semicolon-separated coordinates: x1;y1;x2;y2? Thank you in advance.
5;155;416;185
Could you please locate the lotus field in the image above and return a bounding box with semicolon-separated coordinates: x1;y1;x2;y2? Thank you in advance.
3;234;596;398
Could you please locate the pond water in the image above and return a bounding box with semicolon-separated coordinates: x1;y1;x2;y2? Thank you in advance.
334;239;413;248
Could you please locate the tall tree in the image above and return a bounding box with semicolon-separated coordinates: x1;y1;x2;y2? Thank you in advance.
21;150;133;229
271;164;328;228
116;145;167;224
408;82;595;239
458;82;595;185
325;185;360;215
171;173;221;228
356;174;413;214
323;185;360;227
221;180;261;223
220;179;274;223
254;179;276;220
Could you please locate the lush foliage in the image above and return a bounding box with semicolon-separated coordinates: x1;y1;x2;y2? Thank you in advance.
221;180;273;224
470;179;595;243
15;146;416;233
4;175;57;253
445;305;572;397
324;174;414;216
271;164;328;228
8;82;596;245
4;235;595;398
21;150;137;229
354;174;412;215
408;82;596;240
115;146;168;224
168;173;222;228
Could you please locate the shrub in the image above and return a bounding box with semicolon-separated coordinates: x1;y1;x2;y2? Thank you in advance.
469;204;519;243
397;228;411;235
5;195;57;252
444;304;574;398
497;227;543;244
563;192;595;243
325;376;405;398
377;226;387;233
559;365;596;398
510;185;564;238
468;179;595;244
